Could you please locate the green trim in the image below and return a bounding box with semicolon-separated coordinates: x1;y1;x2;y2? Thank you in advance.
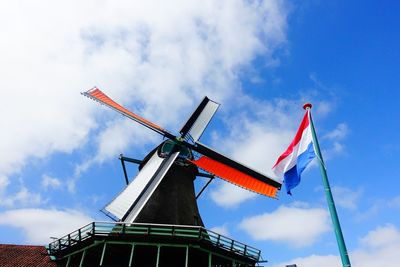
156;245;160;267
128;244;135;267
99;242;107;266
185;246;189;267
65;256;71;267
62;240;105;259
49;222;261;262
196;247;248;266
79;249;87;267
56;240;252;266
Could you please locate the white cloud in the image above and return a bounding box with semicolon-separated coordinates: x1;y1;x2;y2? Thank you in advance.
221;116;294;177
332;186;363;210
0;208;94;244
0;179;43;210
354;202;381;222
41;174;62;190
273;254;340;267
324;123;349;140
272;224;400;267
239;205;330;247
352;195;400;222
320;123;349;158
0;187;44;208
315;101;334;118
71;118;160;179
0;176;9;192
331;141;345;154
351;225;400;267
210;224;230;237
94;119;159;163
360;224;400;249
210;181;256;208
388;195;400;208
0;0;289;184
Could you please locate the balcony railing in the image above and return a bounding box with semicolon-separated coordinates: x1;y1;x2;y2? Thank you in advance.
48;221;261;261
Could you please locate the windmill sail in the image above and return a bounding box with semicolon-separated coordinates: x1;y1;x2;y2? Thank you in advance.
124;151;180;222
104;150;165;220
104;150;180;222
180;97;220;142
83;88;173;138
191;142;281;198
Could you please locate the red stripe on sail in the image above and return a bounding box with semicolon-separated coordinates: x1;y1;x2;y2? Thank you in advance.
86;87;165;132
191;156;278;198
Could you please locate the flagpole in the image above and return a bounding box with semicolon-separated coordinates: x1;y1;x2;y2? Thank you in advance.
303;103;351;267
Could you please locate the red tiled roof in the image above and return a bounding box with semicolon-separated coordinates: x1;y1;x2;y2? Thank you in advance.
0;244;57;267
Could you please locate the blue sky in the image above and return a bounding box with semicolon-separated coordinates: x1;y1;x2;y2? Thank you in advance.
0;1;399;266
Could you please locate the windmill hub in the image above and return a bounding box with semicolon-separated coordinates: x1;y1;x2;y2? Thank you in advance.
159;140;193;166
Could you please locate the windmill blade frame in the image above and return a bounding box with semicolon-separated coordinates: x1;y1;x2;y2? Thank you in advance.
179;96;220;142
104;147;181;222
82;87;175;139
124;150;180;222
103;149;165;220
189;141;282;198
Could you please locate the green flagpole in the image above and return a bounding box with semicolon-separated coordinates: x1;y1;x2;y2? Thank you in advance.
303;103;351;267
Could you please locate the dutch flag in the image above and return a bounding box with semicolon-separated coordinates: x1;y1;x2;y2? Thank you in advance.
272;110;316;194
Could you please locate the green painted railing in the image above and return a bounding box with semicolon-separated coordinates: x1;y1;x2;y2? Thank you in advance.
48;222;261;261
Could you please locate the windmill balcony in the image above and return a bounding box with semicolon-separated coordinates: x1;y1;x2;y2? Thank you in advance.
47;221;262;267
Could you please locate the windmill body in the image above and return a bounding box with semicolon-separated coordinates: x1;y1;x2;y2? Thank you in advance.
107;144;204;226
134;145;204;226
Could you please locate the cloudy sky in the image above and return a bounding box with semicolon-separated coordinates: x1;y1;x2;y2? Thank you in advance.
1;0;399;266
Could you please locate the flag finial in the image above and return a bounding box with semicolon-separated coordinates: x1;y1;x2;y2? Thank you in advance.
303;103;312;110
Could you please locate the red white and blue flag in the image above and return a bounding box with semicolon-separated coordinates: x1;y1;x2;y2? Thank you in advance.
272;110;316;194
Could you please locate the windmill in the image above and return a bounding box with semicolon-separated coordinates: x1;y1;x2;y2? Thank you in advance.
82;87;282;226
